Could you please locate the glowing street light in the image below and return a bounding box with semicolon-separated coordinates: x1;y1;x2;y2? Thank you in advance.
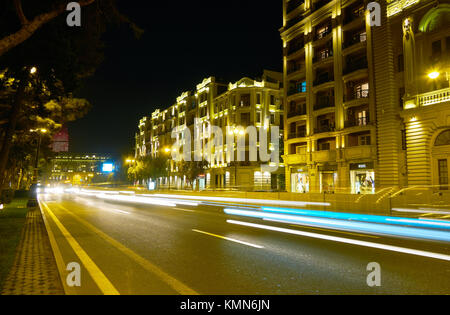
428;71;440;80
30;67;37;74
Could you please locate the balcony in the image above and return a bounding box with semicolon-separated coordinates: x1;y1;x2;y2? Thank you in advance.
344;116;371;128
287;41;305;56
313;149;337;162
344;58;368;75
286;0;304;14
417;87;450;107
344;6;365;25
288;130;307;140
314;97;334;111
288;108;307;118
313;0;331;12
287;63;305;75
315;27;332;41
313;50;333;64
314;124;335;134
343;145;376;160
288;85;307;97
314;74;334;87
285;14;303;30
343;33;367;50
344;89;369;102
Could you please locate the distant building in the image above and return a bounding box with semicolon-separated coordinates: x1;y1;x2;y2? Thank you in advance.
48;153;115;185
135;70;285;191
51;126;69;153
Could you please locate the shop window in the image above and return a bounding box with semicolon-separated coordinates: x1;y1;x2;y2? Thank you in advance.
291;172;310;193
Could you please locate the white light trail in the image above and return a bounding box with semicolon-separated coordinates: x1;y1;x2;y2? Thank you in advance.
154;194;330;207
227;220;450;262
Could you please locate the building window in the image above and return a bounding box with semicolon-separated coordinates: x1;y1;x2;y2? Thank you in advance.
357;110;368;126
432;40;442;60
435;130;450;146
355;82;369;99
256;93;261;105
359;134;371;146
256;111;262;123
270;95;275;105
240;94;251;107
438;159;449;190
398;54;404;72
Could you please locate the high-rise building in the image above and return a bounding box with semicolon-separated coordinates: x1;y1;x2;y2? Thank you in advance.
280;0;450;196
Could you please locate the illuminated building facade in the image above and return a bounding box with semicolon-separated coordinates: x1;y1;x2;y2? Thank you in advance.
135;70;285;191
48;153;115;185
281;0;450;195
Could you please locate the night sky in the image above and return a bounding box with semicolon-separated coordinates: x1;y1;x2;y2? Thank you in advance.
69;0;283;157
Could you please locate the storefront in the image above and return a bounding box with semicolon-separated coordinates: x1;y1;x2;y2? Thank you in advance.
291;167;310;193
319;165;337;193
350;163;375;194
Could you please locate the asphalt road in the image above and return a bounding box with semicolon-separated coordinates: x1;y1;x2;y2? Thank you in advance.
38;193;450;295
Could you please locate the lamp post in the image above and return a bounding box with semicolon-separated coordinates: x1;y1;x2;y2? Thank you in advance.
30;128;47;184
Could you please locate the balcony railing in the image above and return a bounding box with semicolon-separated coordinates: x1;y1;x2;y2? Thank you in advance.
314;75;334;86
417;87;450;107
286;0;304;14
285;14;303;30
314;98;335;110
288;108;307;118
314;124;335;134
288;86;307;96
344;89;370;102
343;58;368;75
287;41;305;55
343;33;366;49
344;7;365;24
288;130;307;139
313;50;333;63
344;116;370;128
287;64;305;75
314;0;330;12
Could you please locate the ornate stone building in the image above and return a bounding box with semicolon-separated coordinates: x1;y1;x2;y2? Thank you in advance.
281;0;450;195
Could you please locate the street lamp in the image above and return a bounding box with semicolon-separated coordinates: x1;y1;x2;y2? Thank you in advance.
428;71;440;80
30;128;48;184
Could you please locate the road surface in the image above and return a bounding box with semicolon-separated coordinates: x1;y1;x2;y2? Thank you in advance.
37;192;450;295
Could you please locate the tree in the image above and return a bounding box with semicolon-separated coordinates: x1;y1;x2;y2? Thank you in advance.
0;0;142;57
127;156;169;189
178;160;209;191
0;0;141;189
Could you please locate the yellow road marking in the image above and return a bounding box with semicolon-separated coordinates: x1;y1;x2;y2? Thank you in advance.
41;201;120;295
289;224;380;239
56;204;198;295
192;229;264;249
38;199;70;295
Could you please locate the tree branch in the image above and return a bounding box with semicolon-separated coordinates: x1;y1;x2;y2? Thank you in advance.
14;0;28;25
0;0;96;57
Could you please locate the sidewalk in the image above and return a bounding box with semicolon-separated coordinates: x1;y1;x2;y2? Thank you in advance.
1;206;64;295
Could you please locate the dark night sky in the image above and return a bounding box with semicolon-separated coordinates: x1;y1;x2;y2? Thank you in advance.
70;0;283;156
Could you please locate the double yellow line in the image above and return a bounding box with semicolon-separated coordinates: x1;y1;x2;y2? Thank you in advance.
40;201;198;295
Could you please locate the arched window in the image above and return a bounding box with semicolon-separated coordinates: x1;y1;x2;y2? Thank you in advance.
435;130;450;146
